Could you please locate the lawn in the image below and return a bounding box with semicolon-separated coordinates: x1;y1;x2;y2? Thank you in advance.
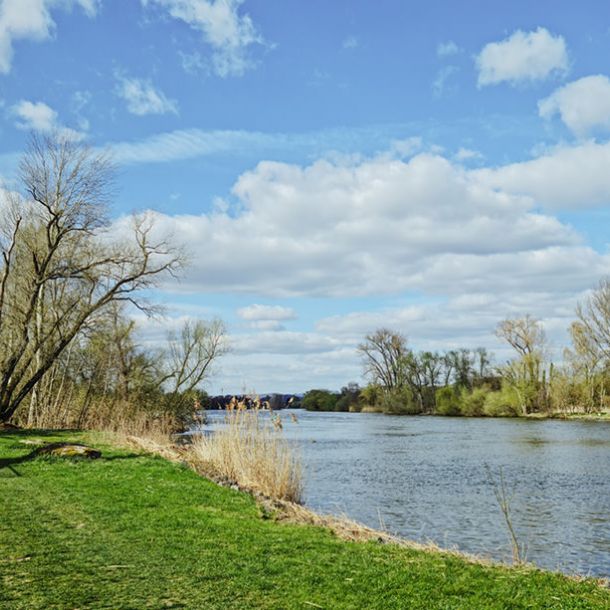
0;430;608;609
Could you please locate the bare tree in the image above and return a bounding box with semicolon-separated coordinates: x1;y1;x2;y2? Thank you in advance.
358;328;407;391
575;277;610;361
0;133;182;423
496;315;545;358
161;318;228;396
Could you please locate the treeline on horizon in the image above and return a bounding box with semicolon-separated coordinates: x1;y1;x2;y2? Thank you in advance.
300;291;610;417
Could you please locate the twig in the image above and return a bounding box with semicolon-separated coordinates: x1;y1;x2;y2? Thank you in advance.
484;464;525;565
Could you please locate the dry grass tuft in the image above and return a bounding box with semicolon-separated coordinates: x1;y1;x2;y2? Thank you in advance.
189;406;302;503
123;434;184;462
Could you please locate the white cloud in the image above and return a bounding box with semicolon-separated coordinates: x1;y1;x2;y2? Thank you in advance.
539;75;610;136
475;140;610;209
246;320;285;331
115;76;179;116
454;147;483;162
0;0;99;75
107;125;418;166
109;128;281;164
232;331;341;356
476;27;568;87
142;0;265;77
237;304;297;321
314;286;586;365
432;65;459;98
115;142;610;393
12;99;56;131
389;136;422;158
10;99;85;140
119;150;602;302
437;40;460;57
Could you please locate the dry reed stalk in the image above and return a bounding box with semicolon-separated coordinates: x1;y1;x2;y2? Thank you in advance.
189;407;302;503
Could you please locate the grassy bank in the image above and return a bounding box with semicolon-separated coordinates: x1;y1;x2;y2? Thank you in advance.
1;430;608;609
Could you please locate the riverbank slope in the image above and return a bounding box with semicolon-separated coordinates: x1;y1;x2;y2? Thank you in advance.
1;429;608;609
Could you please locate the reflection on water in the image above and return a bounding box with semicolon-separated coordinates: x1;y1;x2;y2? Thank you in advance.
204;411;610;577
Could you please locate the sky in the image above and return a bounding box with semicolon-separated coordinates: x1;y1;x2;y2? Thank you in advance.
2;0;610;394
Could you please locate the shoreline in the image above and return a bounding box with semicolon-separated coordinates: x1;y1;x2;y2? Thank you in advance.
126;433;609;584
306;407;610;422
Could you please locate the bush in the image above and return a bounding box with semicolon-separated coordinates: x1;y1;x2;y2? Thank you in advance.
460;386;490;417
483;386;522;417
435;386;462;416
359;384;383;409
380;387;422;414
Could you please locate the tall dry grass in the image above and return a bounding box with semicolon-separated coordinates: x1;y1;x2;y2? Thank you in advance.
15;391;178;445
190;406;302;503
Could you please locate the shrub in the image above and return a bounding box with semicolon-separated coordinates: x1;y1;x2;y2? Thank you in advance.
380;387;422;414
460;386;490;417
435;386;462;416
483;386;522;417
359;384;383;408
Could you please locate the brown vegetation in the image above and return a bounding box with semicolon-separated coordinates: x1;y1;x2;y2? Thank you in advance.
189;404;303;503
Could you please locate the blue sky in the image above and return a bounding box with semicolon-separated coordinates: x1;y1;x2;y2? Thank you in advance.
2;0;610;393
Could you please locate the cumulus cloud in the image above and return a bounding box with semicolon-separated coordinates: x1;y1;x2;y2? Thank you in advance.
10;99;86;140
142;0;265;77
119;150;602;303
115;76;179;116
11;99;56;131
476;27;568;87
475;140;610;209
0;0;98;75
539;75;610;137
115;144;610;392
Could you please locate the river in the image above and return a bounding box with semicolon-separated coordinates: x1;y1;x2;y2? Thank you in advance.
203;410;610;577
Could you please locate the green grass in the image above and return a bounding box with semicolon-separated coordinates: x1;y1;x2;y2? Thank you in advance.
0;431;608;609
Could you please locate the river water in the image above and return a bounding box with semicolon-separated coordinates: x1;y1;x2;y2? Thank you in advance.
203;410;610;577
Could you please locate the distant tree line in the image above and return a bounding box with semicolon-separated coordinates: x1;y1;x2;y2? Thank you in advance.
302;281;610;417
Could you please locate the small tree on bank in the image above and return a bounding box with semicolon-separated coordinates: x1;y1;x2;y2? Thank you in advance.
495;315;547;414
0;134;182;424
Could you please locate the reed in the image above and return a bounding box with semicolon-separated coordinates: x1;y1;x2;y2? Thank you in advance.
190;405;302;503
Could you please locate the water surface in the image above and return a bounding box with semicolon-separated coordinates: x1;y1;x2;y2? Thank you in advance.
205;411;610;577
